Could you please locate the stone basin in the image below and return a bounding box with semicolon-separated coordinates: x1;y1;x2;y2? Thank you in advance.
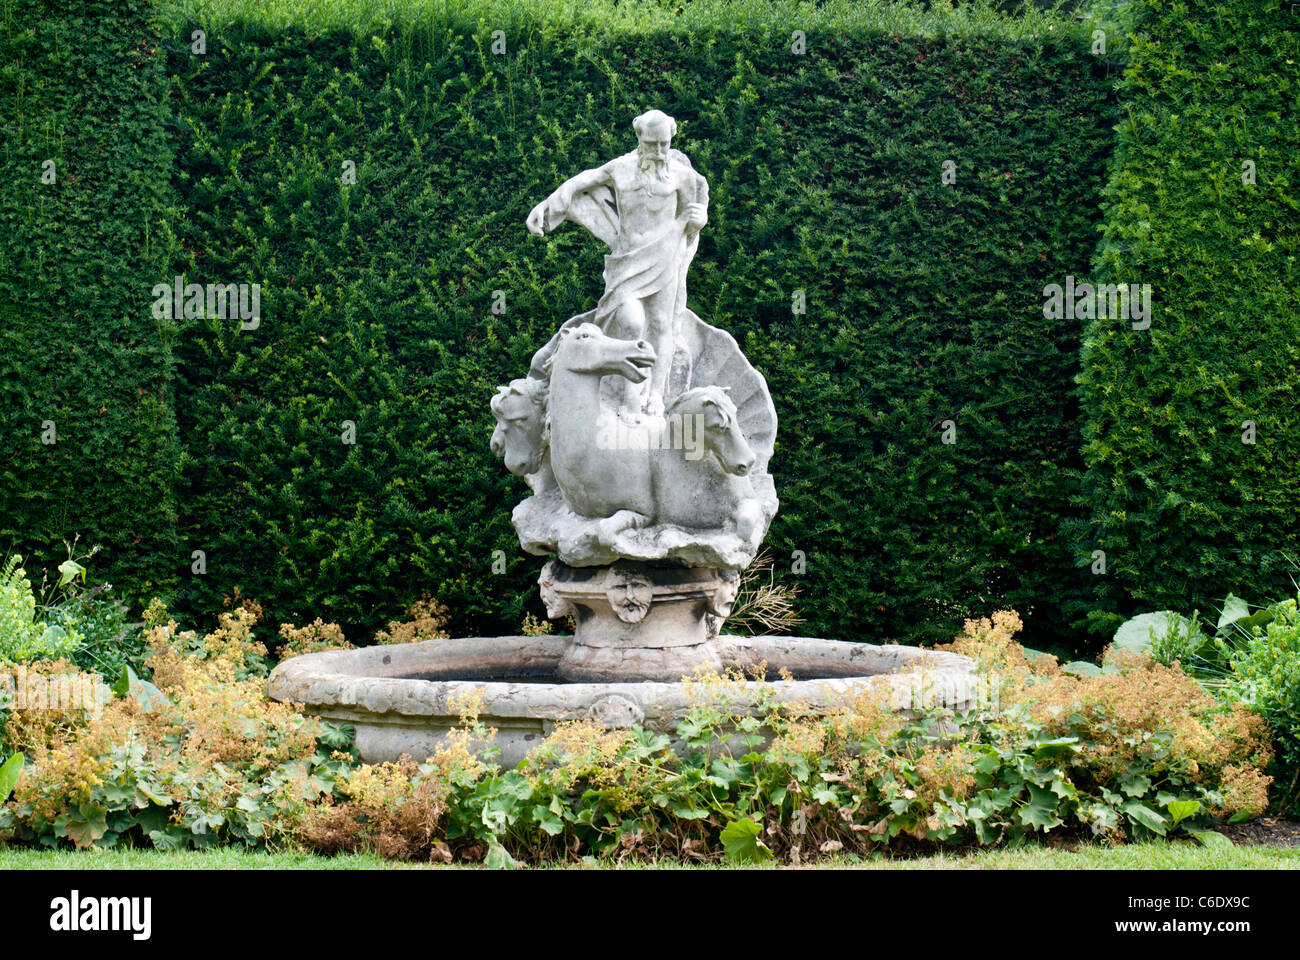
267;635;979;766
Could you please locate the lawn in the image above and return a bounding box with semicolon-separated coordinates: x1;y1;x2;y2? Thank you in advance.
1;841;1295;870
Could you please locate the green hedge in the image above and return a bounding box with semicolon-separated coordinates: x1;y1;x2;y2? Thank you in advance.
0;0;182;604
2;1;1129;650
1071;0;1300;636
151;2;1117;647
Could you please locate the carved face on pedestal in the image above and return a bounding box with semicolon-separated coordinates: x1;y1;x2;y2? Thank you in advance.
606;569;654;624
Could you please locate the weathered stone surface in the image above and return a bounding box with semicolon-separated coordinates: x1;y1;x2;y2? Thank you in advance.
492;110;778;578
511;482;774;569
489;109;784;680
539;559;738;681
267;635;980;767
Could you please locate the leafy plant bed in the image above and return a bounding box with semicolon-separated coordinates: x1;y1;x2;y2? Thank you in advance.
1086;589;1300;817
0;603;1278;866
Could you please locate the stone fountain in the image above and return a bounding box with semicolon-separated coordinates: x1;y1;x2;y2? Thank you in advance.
269;111;976;764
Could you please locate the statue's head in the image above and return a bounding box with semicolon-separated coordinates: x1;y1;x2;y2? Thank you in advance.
490;377;549;477
550;322;656;382
668;385;755;477
633;110;677;171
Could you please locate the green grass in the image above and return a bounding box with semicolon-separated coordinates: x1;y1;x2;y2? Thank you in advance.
1;841;1295;870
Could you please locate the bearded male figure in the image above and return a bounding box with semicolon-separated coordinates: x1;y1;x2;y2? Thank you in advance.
526;109;708;418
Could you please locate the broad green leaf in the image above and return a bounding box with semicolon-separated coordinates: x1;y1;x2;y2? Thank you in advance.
110;666;132;697
57;559;85;587
1048;776;1077;800
1112;612;1190;654
1242;607;1277;631
1187;828;1232;850
1215;594;1251;631
191;811;224;835
65;803;109;849
1084;802;1119;834
148;829;183;851
101;782;134;804
484;841;518;870
498;771;534;801
0;752;24;801
1121;801;1167;836
720;817;773;864
811;787;839;805
1018;786;1063;832
709;758;741;787
1165;799;1199;826
974;751;1001;776
1032;737;1080;760
111;666;167;711
1218;597;1277;636
1118;773;1151;798
137;782;172;807
532;804;565;836
135;805;171;836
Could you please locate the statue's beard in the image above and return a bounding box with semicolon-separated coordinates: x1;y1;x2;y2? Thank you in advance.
636;153;669;182
616;597;650;623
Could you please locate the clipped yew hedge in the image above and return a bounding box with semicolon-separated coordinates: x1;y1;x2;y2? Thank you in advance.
1072;0;1300;636
5;0;1133;649
154;4;1122;646
0;0;182;603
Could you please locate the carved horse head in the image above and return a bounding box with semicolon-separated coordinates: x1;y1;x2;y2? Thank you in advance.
490;377;549;477
667;385;755;477
546;322;656;382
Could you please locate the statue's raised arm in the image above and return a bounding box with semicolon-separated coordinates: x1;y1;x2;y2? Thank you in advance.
525;160;620;246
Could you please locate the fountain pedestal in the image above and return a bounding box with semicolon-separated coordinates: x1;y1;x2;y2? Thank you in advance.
539;560;739;682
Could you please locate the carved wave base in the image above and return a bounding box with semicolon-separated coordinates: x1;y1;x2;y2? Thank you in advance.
513;487;776;570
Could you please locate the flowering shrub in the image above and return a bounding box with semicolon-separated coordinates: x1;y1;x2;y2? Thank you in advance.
1106;590;1300;815
0;600;349;850
277;619;353;661
372;597;451;646
0;603;1275;863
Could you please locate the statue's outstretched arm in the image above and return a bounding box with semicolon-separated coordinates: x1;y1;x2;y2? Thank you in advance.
555;163;614;205
526;161;616;237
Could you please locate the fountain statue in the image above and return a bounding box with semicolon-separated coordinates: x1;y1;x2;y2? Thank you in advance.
492;109;778;681
269;112;976;765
